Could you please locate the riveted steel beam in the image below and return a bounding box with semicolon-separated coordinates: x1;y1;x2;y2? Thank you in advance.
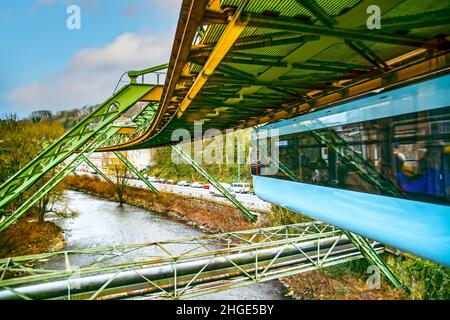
81;156;114;185
113;151;158;194
0;84;154;214
177;0;249;118
241;14;448;50
0;127;120;233
172;145;257;222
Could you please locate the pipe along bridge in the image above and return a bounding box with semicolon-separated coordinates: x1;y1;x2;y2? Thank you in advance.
2;0;449;299
0;222;384;300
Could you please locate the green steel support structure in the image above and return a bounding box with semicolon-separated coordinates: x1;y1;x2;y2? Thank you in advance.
0;84;154;213
0;0;441;295
113;151;159;194
342;230;408;292
127;63;169;84
172;145;257;222
81;156;114;185
0;127;120;233
0;222;385;300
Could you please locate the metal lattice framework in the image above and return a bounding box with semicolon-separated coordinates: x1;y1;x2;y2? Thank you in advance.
0;84;153;210
0;222;384;300
0;65;168;231
2;0;446;297
96;0;449;151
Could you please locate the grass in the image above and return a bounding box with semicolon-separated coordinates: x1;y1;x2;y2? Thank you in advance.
0;212;65;258
65;175;262;233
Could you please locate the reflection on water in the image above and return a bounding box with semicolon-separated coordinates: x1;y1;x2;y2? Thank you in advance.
49;190;287;300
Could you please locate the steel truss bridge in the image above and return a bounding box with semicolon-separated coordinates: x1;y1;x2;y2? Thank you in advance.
0;222;384;300
0;0;449;299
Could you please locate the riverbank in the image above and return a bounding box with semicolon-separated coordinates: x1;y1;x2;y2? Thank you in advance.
0;211;65;258
64;175;262;233
64;175;409;300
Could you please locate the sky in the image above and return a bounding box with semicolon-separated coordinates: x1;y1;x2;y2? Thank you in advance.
0;0;182;117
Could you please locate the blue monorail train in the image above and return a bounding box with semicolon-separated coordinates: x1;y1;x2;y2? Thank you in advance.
251;74;450;266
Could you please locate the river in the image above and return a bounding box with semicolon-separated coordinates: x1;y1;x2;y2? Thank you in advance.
49;190;287;300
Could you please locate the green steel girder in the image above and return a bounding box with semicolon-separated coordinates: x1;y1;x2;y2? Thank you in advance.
207;76;329;89
296;0;337;28
0;222;385;300
191;34;319;57
99;102;159;149
223;53;372;73
127;63;169;84
113;151;158;194
296;0;389;71
256;131;407;291
81;156;113;185
241;14;447;50
0;127;120;233
343;40;389;70
381;9;450;31
172;145;257;222
0;84;153;212
341;230;408;292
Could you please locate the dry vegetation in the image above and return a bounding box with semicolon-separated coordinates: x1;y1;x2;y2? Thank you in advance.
65;175;260;232
282;270;404;300
0;212;65;258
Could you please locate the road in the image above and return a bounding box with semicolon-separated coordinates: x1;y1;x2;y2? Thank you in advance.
127;179;271;212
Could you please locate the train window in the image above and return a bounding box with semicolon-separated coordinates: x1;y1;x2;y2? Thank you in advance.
252;106;450;205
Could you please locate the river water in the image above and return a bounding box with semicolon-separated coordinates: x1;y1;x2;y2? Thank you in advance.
49;190;287;300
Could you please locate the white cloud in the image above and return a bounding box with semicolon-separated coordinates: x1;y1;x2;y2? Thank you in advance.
7;32;172;114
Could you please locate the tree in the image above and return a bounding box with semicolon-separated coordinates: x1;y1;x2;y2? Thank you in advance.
113;163;130;207
0;115;65;217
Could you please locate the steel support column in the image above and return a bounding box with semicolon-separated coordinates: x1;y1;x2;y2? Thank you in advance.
0;127;120;233
113;151;158;194
81;156;113;185
342;230;408;292
177;0;249;118
172;145;257;222
0;222;384;300
0;84;154;211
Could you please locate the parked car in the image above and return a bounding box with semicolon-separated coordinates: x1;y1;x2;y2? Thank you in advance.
177;180;190;187
158;178;167;183
149;177;159;182
209;183;236;197
231;182;250;193
191;182;203;188
202;184;210;190
166;179;177;185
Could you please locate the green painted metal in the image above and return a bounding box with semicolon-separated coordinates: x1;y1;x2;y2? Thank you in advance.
341;230;408;292
242;14;441;49
113;151;158;194
172;145;257;222
0;84;154;213
128;63;169;83
0;222;383;300
126;0;449;150
81;156;113;185
0;127;120;233
99;102;159;149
